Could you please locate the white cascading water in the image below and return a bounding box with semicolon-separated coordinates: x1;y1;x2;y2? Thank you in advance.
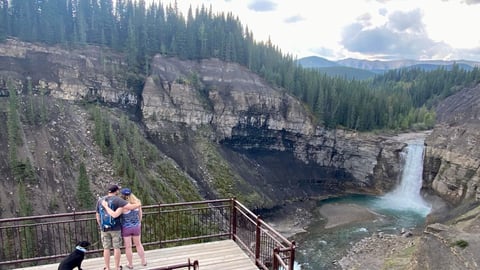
376;138;432;216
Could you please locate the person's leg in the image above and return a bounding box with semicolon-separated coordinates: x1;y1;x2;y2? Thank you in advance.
132;234;146;265
111;230;123;270
113;248;122;270
101;231;113;270
103;249;111;270
124;235;133;267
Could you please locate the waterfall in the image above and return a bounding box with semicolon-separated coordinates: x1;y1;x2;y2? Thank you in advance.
376;139;432;216
292;137;434;270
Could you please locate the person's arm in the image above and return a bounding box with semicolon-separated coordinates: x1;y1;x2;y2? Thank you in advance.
95;200;102;225
95;212;100;225
138;207;143;223
123;201;141;210
101;200;123;218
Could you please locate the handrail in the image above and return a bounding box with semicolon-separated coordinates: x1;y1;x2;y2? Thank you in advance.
0;198;295;270
231;200;295;270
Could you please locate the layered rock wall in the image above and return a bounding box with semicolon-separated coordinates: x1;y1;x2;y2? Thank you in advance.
0;40;408;211
408;83;480;270
143;55;406;199
0;39;138;106
424;84;480;205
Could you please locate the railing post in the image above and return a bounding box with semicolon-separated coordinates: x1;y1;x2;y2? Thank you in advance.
73;210;77;238
72;210;77;255
289;241;296;270
158;203;162;247
230;198;237;240
273;247;279;269
255;215;261;265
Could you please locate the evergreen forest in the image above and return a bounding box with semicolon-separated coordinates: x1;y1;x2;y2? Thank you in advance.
1;0;480;131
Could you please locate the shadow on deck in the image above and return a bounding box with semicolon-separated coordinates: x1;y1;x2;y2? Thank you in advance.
1;199;295;270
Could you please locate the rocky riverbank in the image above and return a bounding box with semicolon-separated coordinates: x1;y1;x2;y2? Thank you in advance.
338;232;418;269
266;199;424;270
318;201;419;269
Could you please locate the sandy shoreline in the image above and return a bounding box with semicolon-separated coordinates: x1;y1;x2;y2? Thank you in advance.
265;205;311;238
265;201;382;239
319;203;380;229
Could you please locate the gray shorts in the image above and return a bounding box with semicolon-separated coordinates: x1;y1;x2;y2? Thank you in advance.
101;230;122;249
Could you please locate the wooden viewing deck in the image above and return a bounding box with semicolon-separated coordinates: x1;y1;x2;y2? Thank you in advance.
20;240;258;270
1;199;295;270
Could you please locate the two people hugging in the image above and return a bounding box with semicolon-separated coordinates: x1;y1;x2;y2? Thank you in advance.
96;184;147;270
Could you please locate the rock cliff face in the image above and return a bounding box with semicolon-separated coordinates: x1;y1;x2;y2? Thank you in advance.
424;84;480;205
0;39;407;216
142;55;407;203
409;83;480;270
0;39;138;107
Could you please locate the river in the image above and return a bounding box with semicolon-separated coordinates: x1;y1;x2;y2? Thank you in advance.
292;138;432;270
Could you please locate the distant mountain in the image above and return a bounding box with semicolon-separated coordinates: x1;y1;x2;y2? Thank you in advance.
297;56;480;79
316;66;377;80
297;56;338;68
405;63;475;71
337;58;480;72
298;56;376;79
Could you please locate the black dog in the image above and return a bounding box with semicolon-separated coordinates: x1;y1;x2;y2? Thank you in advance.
58;241;91;270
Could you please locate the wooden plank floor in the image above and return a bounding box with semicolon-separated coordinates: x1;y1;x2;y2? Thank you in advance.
19;240;259;270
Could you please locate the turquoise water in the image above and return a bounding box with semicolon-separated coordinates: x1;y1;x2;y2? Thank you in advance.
293;194;429;270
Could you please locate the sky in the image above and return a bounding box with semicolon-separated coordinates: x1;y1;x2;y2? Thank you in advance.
156;0;480;61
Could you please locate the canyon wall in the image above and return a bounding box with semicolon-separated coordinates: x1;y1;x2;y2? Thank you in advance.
0;39;406;216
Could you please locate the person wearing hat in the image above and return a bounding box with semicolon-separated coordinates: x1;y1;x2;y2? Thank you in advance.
102;187;147;269
96;184;140;270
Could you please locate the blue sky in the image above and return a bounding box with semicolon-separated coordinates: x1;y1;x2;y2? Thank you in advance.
157;0;480;61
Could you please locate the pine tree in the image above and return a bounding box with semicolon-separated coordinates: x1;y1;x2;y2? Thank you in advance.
7;82;21;168
0;0;8;41
74;0;88;45
39;87;48;124
92;106;108;153
18;181;33;216
26;77;35;125
76;162;93;210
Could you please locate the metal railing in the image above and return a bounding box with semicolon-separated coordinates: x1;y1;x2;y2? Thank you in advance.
0;198;295;270
151;258;199;270
231;200;296;270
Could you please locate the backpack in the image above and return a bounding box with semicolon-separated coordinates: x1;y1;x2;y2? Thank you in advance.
98;196;117;230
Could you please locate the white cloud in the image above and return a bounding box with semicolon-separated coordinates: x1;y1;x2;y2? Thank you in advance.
247;0;277;12
155;0;480;61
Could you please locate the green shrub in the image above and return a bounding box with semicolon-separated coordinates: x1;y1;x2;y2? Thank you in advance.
453;239;469;249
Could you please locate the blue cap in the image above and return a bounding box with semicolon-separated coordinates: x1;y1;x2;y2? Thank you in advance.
121;188;131;196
